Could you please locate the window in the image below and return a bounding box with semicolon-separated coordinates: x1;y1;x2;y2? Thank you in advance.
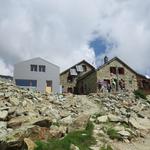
82;65;87;72
67;87;73;93
110;67;116;74
39;65;46;72
15;79;37;87
118;67;125;75
76;65;83;72
31;65;37;72
104;79;110;84
67;76;74;82
46;80;52;87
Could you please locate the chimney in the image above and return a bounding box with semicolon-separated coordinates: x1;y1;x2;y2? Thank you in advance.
104;56;108;64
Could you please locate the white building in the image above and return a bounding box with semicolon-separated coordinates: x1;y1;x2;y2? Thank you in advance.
13;57;60;93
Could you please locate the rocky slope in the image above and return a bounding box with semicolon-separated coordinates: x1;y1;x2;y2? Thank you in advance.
0;79;150;150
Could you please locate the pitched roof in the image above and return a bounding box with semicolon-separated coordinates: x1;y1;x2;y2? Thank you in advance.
60;60;95;75
77;69;96;81
78;57;150;81
97;56;138;75
15;57;59;68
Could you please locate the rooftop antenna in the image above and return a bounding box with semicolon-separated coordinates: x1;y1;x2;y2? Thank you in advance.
104;56;108;64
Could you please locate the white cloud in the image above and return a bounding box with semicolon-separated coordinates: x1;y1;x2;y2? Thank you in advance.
0;0;150;75
0;59;12;75
94;0;150;75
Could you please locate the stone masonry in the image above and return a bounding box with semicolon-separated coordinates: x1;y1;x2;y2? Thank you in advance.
60;60;95;94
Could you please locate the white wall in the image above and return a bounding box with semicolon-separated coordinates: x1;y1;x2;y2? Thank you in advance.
13;58;60;93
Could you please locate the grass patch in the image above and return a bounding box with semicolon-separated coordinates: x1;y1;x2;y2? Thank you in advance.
107;128;122;141
121;122;130;129
134;90;147;100
35;121;96;150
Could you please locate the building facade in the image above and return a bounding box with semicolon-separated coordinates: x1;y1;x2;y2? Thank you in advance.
60;60;95;94
136;74;150;95
14;57;60;93
77;71;97;94
77;57;150;94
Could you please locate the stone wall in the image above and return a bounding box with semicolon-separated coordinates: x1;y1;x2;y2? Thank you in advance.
97;60;138;92
136;74;150;94
77;71;97;94
60;62;94;93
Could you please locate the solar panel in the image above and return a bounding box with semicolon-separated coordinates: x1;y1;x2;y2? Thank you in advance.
70;69;77;76
76;65;83;72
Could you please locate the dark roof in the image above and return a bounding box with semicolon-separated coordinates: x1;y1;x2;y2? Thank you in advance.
77;69;96;81
0;75;13;80
137;73;150;81
97;56;138;75
78;56;149;81
60;60;95;75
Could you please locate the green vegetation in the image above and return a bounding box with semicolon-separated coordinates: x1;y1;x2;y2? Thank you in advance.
92;112;104;119
35;121;96;150
100;145;113;150
107;128;122;141
121;122;130;128
134;90;147;100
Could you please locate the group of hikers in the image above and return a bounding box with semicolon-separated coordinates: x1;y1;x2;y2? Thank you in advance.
97;78;125;92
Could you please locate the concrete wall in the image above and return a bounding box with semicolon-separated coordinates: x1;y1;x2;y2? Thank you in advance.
14;58;60;93
97;60;138;92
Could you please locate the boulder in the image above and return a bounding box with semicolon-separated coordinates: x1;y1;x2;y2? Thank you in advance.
23;125;65;141
0;141;26;150
60;115;73;125
33;119;52;128
129;117;150;130
9;97;20;106
0;121;7;129
0;92;4;97
97;115;108;123
118;130;130;137
70;144;80;150
24;138;37;150
0;111;8;120
108;114;122;122
8;116;30;129
68;114;90;132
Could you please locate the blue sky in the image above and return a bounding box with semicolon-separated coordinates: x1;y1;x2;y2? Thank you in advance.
90;38;106;56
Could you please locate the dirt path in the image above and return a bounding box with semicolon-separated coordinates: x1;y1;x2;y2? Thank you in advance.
112;135;150;150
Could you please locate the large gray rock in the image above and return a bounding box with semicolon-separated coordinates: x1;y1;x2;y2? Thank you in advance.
60;115;73;125
5;92;13;98
69;114;90;132
129;117;150;130
9;97;20;106
108;114;122;122
118;130;130;137
0;110;8;120
8;116;30;129
0;121;7;129
97;115;108;123
70;144;80;150
0;92;4;97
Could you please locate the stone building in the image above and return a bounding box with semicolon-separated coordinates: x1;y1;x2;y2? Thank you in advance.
136;74;150;95
60;60;95;94
77;57;150;94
